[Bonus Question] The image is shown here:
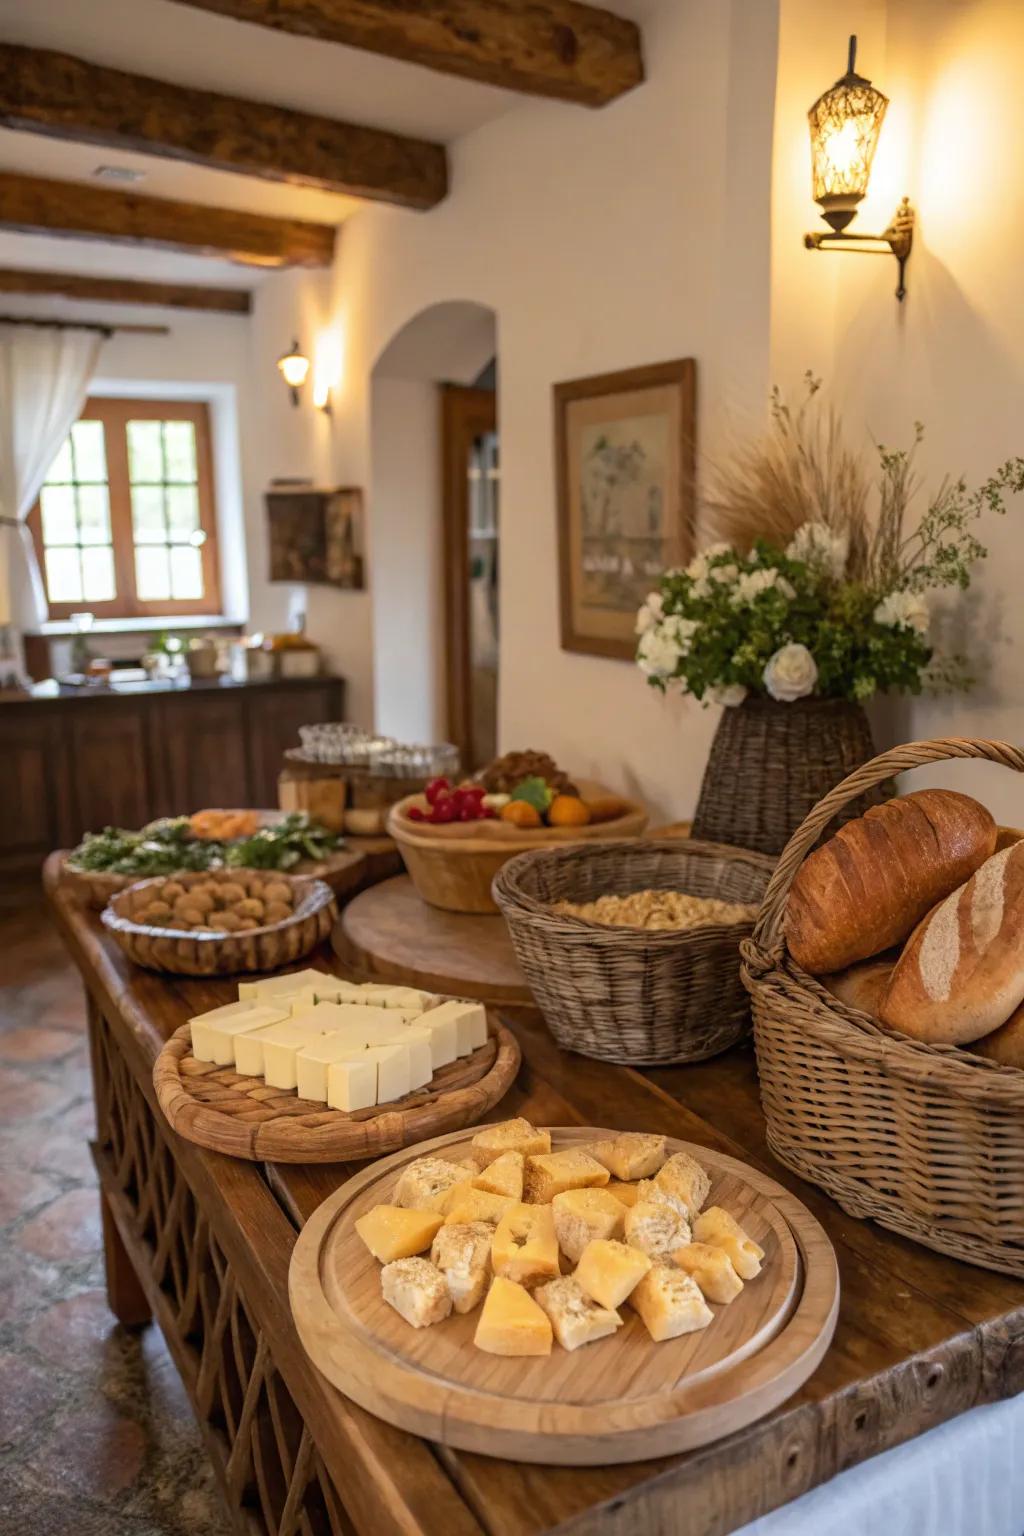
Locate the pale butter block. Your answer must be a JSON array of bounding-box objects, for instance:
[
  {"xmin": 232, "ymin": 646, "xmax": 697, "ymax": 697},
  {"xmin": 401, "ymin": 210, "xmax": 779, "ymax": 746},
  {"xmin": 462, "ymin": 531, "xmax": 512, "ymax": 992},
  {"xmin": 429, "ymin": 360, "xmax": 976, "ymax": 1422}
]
[
  {"xmin": 238, "ymin": 968, "xmax": 334, "ymax": 1002},
  {"xmin": 423, "ymin": 999, "xmax": 486, "ymax": 1056},
  {"xmin": 326, "ymin": 1054, "xmax": 378, "ymax": 1112},
  {"xmin": 257, "ymin": 1023, "xmax": 334, "ymax": 1089},
  {"xmin": 188, "ymin": 1001, "xmax": 290, "ymax": 1065},
  {"xmin": 364, "ymin": 1042, "xmax": 412, "ymax": 1104}
]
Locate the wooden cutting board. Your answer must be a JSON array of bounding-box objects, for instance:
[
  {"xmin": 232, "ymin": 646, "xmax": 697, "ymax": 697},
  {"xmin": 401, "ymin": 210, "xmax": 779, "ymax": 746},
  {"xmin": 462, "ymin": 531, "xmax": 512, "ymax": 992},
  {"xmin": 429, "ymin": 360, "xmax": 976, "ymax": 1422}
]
[{"xmin": 289, "ymin": 1126, "xmax": 839, "ymax": 1465}]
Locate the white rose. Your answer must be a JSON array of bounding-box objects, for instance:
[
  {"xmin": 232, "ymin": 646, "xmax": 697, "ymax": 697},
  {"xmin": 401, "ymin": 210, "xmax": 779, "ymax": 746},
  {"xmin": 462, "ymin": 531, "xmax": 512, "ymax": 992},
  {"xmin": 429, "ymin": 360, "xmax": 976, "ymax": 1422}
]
[
  {"xmin": 690, "ymin": 577, "xmax": 711, "ymax": 599},
  {"xmin": 873, "ymin": 589, "xmax": 930, "ymax": 635},
  {"xmin": 662, "ymin": 615, "xmax": 699, "ymax": 655},
  {"xmin": 733, "ymin": 568, "xmax": 796, "ymax": 606},
  {"xmin": 709, "ymin": 562, "xmax": 739, "ymax": 585},
  {"xmin": 635, "ymin": 591, "xmax": 664, "ymax": 635},
  {"xmin": 787, "ymin": 521, "xmax": 849, "ymax": 580},
  {"xmin": 763, "ymin": 642, "xmax": 818, "ymax": 702},
  {"xmin": 706, "ymin": 683, "xmax": 748, "ymax": 707},
  {"xmin": 637, "ymin": 616, "xmax": 699, "ymax": 678},
  {"xmin": 685, "ymin": 542, "xmax": 733, "ymax": 583}
]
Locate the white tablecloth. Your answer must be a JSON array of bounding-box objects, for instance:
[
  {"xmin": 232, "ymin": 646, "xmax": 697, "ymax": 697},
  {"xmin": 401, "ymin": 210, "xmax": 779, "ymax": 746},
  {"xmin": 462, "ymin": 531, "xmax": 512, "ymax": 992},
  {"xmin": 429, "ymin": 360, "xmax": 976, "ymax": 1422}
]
[{"xmin": 733, "ymin": 1396, "xmax": 1024, "ymax": 1536}]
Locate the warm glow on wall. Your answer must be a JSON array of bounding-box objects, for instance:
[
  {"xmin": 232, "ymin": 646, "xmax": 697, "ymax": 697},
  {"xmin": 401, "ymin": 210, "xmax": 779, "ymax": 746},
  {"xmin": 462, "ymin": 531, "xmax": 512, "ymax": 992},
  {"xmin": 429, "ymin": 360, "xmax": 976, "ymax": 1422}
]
[
  {"xmin": 276, "ymin": 339, "xmax": 310, "ymax": 406},
  {"xmin": 312, "ymin": 326, "xmax": 344, "ymax": 414}
]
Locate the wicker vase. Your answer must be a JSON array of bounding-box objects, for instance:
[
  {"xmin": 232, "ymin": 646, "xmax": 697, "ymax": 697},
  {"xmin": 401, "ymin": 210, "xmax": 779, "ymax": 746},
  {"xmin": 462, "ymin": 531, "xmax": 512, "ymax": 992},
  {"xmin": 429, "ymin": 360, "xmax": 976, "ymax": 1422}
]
[{"xmin": 691, "ymin": 695, "xmax": 887, "ymax": 857}]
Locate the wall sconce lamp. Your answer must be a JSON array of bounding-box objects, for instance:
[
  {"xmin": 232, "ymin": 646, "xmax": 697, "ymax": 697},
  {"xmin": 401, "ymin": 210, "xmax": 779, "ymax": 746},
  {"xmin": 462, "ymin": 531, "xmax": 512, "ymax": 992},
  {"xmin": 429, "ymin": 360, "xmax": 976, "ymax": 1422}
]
[
  {"xmin": 804, "ymin": 36, "xmax": 915, "ymax": 301},
  {"xmin": 276, "ymin": 340, "xmax": 310, "ymax": 406}
]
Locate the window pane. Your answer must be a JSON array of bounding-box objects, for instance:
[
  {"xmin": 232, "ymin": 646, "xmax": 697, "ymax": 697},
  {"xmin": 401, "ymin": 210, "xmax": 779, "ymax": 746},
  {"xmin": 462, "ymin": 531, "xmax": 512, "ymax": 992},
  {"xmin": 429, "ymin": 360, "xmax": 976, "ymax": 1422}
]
[
  {"xmin": 71, "ymin": 420, "xmax": 107, "ymax": 482},
  {"xmin": 40, "ymin": 484, "xmax": 78, "ymax": 544},
  {"xmin": 127, "ymin": 420, "xmax": 163, "ymax": 481},
  {"xmin": 169, "ymin": 544, "xmax": 203, "ymax": 600},
  {"xmin": 136, "ymin": 545, "xmax": 171, "ymax": 601},
  {"xmin": 164, "ymin": 420, "xmax": 197, "ymax": 482},
  {"xmin": 131, "ymin": 485, "xmax": 166, "ymax": 543},
  {"xmin": 77, "ymin": 485, "xmax": 111, "ymax": 545},
  {"xmin": 81, "ymin": 545, "xmax": 116, "ymax": 602},
  {"xmin": 166, "ymin": 484, "xmax": 199, "ymax": 541},
  {"xmin": 46, "ymin": 436, "xmax": 73, "ymax": 484},
  {"xmin": 45, "ymin": 547, "xmax": 83, "ymax": 603}
]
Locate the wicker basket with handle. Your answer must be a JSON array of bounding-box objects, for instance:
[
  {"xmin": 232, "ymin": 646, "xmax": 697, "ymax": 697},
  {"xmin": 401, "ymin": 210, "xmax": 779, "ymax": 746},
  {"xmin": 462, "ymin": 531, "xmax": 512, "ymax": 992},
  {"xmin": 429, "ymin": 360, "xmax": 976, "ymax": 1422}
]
[
  {"xmin": 742, "ymin": 737, "xmax": 1024, "ymax": 1278},
  {"xmin": 492, "ymin": 838, "xmax": 774, "ymax": 1065}
]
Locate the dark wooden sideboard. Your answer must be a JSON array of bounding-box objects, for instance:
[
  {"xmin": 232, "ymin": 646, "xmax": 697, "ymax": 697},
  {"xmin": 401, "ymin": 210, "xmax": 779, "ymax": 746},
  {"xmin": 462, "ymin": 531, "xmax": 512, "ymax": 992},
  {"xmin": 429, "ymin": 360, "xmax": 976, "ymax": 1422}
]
[{"xmin": 0, "ymin": 674, "xmax": 344, "ymax": 883}]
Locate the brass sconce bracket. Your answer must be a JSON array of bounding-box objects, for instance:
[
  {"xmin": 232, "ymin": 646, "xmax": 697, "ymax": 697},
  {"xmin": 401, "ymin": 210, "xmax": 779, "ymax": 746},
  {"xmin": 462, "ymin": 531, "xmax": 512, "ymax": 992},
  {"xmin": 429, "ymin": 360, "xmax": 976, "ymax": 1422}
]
[{"xmin": 804, "ymin": 196, "xmax": 915, "ymax": 301}]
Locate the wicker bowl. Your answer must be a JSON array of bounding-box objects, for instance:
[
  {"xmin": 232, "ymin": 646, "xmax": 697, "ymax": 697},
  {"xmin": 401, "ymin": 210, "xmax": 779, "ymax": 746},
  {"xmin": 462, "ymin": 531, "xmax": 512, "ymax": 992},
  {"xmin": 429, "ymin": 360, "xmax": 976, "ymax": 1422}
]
[
  {"xmin": 101, "ymin": 869, "xmax": 337, "ymax": 975},
  {"xmin": 492, "ymin": 838, "xmax": 774, "ymax": 1064},
  {"xmin": 742, "ymin": 737, "xmax": 1024, "ymax": 1279},
  {"xmin": 388, "ymin": 782, "xmax": 648, "ymax": 915}
]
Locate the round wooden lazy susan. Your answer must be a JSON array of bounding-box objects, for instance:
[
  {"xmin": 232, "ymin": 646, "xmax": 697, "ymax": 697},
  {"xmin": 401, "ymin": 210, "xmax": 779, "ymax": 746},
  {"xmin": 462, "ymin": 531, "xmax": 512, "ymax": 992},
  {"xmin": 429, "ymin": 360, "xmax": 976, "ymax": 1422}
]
[
  {"xmin": 289, "ymin": 1127, "xmax": 839, "ymax": 1465},
  {"xmin": 153, "ymin": 1013, "xmax": 521, "ymax": 1163}
]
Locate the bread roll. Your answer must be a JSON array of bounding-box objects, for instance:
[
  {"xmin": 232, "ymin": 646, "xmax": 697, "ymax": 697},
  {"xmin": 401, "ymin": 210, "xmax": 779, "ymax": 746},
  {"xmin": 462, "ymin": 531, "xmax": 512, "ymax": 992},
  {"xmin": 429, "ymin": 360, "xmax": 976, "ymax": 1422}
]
[
  {"xmin": 971, "ymin": 1003, "xmax": 1024, "ymax": 1067},
  {"xmin": 785, "ymin": 791, "xmax": 996, "ymax": 974},
  {"xmin": 879, "ymin": 842, "xmax": 1024, "ymax": 1044},
  {"xmin": 821, "ymin": 956, "xmax": 896, "ymax": 1019}
]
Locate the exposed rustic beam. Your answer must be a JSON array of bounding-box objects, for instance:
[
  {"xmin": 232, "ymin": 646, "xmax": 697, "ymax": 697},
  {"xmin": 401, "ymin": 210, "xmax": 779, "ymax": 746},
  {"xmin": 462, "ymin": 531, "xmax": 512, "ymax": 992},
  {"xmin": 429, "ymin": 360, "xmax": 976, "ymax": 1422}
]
[
  {"xmin": 0, "ymin": 172, "xmax": 335, "ymax": 267},
  {"xmin": 164, "ymin": 0, "xmax": 644, "ymax": 106},
  {"xmin": 0, "ymin": 43, "xmax": 447, "ymax": 210},
  {"xmin": 0, "ymin": 267, "xmax": 252, "ymax": 313}
]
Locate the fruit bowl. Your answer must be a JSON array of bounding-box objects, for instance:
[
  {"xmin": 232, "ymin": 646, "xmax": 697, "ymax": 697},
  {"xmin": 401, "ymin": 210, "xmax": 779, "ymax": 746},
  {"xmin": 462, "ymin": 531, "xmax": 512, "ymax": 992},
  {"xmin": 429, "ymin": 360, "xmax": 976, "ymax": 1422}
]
[{"xmin": 387, "ymin": 782, "xmax": 648, "ymax": 914}]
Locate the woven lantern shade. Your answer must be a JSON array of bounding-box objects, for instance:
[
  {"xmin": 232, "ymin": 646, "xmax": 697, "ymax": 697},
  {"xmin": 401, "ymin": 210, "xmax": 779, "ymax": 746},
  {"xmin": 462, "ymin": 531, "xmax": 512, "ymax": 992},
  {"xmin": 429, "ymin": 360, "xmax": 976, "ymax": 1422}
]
[{"xmin": 808, "ymin": 36, "xmax": 888, "ymax": 232}]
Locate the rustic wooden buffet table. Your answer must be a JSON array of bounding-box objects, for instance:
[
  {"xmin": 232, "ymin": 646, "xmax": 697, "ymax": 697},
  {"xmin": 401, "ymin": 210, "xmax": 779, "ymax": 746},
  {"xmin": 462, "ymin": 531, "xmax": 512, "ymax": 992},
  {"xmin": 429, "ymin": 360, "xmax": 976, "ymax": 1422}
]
[{"xmin": 44, "ymin": 852, "xmax": 1024, "ymax": 1536}]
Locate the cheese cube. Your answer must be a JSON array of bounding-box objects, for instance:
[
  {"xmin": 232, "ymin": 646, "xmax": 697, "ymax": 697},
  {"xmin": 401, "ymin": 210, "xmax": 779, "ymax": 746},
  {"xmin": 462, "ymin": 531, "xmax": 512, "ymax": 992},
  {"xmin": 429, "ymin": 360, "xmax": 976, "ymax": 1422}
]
[
  {"xmin": 624, "ymin": 1199, "xmax": 691, "ymax": 1260},
  {"xmin": 472, "ymin": 1151, "xmax": 524, "ymax": 1201},
  {"xmin": 534, "ymin": 1275, "xmax": 622, "ymax": 1351},
  {"xmin": 326, "ymin": 1055, "xmax": 377, "ymax": 1112},
  {"xmin": 692, "ymin": 1207, "xmax": 764, "ymax": 1279},
  {"xmin": 524, "ymin": 1149, "xmax": 610, "ymax": 1203},
  {"xmin": 629, "ymin": 1264, "xmax": 713, "ymax": 1342},
  {"xmin": 443, "ymin": 1188, "xmax": 516, "ymax": 1227},
  {"xmin": 431, "ymin": 1221, "xmax": 492, "ymax": 1313},
  {"xmin": 551, "ymin": 1187, "xmax": 627, "ymax": 1262},
  {"xmin": 672, "ymin": 1241, "xmax": 744, "ymax": 1303},
  {"xmin": 653, "ymin": 1152, "xmax": 711, "ymax": 1222},
  {"xmin": 391, "ymin": 1025, "xmax": 433, "ymax": 1089},
  {"xmin": 238, "ymin": 968, "xmax": 334, "ymax": 1002},
  {"xmin": 471, "ymin": 1118, "xmax": 551, "ymax": 1166},
  {"xmin": 407, "ymin": 1009, "xmax": 458, "ymax": 1068},
  {"xmin": 286, "ymin": 988, "xmax": 321, "ymax": 1015},
  {"xmin": 262, "ymin": 1022, "xmax": 340, "ymax": 1090},
  {"xmin": 606, "ymin": 1180, "xmax": 643, "ymax": 1208},
  {"xmin": 381, "ymin": 1257, "xmax": 451, "ymax": 1328},
  {"xmin": 394, "ymin": 1157, "xmax": 467, "ymax": 1213},
  {"xmin": 575, "ymin": 1238, "xmax": 651, "ymax": 1309},
  {"xmin": 364, "ymin": 1042, "xmax": 412, "ymax": 1104},
  {"xmin": 188, "ymin": 1001, "xmax": 290, "ymax": 1065},
  {"xmin": 354, "ymin": 1205, "xmax": 443, "ymax": 1262},
  {"xmin": 290, "ymin": 1001, "xmax": 418, "ymax": 1038},
  {"xmin": 474, "ymin": 1276, "xmax": 552, "ymax": 1356},
  {"xmin": 588, "ymin": 1133, "xmax": 666, "ymax": 1182},
  {"xmin": 234, "ymin": 1019, "xmax": 330, "ymax": 1079},
  {"xmin": 422, "ymin": 999, "xmax": 487, "ymax": 1056},
  {"xmin": 491, "ymin": 1203, "xmax": 560, "ymax": 1286},
  {"xmin": 361, "ymin": 984, "xmax": 431, "ymax": 1011},
  {"xmin": 296, "ymin": 1035, "xmax": 373, "ymax": 1103}
]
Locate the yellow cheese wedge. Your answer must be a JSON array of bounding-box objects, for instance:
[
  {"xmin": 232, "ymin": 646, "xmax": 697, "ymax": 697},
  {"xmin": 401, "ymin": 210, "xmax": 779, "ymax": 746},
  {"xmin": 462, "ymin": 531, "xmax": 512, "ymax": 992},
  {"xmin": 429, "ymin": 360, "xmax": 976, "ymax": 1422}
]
[
  {"xmin": 551, "ymin": 1187, "xmax": 627, "ymax": 1263},
  {"xmin": 606, "ymin": 1180, "xmax": 643, "ymax": 1208},
  {"xmin": 471, "ymin": 1118, "xmax": 551, "ymax": 1166},
  {"xmin": 354, "ymin": 1205, "xmax": 444, "ymax": 1262},
  {"xmin": 491, "ymin": 1202, "xmax": 560, "ymax": 1285},
  {"xmin": 692, "ymin": 1207, "xmax": 764, "ymax": 1279},
  {"xmin": 588, "ymin": 1133, "xmax": 666, "ymax": 1182},
  {"xmin": 575, "ymin": 1238, "xmax": 652, "ymax": 1309},
  {"xmin": 472, "ymin": 1150, "xmax": 524, "ymax": 1201},
  {"xmin": 524, "ymin": 1148, "xmax": 610, "ymax": 1203},
  {"xmin": 629, "ymin": 1264, "xmax": 713, "ymax": 1342},
  {"xmin": 672, "ymin": 1241, "xmax": 744, "ymax": 1303},
  {"xmin": 443, "ymin": 1188, "xmax": 516, "ymax": 1227},
  {"xmin": 474, "ymin": 1276, "xmax": 552, "ymax": 1356}
]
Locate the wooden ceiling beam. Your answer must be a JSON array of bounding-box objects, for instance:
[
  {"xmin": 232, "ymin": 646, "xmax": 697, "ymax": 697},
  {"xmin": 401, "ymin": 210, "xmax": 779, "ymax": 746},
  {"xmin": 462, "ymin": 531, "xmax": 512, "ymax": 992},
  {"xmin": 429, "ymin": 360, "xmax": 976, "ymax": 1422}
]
[
  {"xmin": 0, "ymin": 43, "xmax": 447, "ymax": 210},
  {"xmin": 0, "ymin": 172, "xmax": 335, "ymax": 267},
  {"xmin": 164, "ymin": 0, "xmax": 644, "ymax": 106},
  {"xmin": 0, "ymin": 268, "xmax": 252, "ymax": 313}
]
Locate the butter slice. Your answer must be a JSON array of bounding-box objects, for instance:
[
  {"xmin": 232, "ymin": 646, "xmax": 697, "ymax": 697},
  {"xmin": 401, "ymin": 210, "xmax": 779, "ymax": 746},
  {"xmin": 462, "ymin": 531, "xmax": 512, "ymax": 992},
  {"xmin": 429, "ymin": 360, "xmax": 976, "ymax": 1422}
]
[
  {"xmin": 238, "ymin": 968, "xmax": 334, "ymax": 1002},
  {"xmin": 189, "ymin": 1001, "xmax": 290, "ymax": 1065},
  {"xmin": 423, "ymin": 999, "xmax": 486, "ymax": 1056},
  {"xmin": 327, "ymin": 1054, "xmax": 378, "ymax": 1112},
  {"xmin": 253, "ymin": 1022, "xmax": 332, "ymax": 1088},
  {"xmin": 364, "ymin": 1042, "xmax": 412, "ymax": 1104}
]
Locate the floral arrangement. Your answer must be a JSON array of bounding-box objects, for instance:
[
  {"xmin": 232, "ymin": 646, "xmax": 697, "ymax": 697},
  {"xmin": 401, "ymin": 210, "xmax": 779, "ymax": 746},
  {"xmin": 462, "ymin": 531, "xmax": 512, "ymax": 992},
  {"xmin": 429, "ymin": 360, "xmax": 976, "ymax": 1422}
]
[{"xmin": 636, "ymin": 379, "xmax": 1024, "ymax": 706}]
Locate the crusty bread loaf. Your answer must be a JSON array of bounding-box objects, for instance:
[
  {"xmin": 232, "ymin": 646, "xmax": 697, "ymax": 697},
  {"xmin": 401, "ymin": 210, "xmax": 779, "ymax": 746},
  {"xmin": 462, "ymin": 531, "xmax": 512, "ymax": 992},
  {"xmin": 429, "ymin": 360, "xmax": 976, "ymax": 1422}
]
[
  {"xmin": 879, "ymin": 842, "xmax": 1024, "ymax": 1044},
  {"xmin": 971, "ymin": 1002, "xmax": 1024, "ymax": 1067},
  {"xmin": 821, "ymin": 956, "xmax": 896, "ymax": 1019},
  {"xmin": 786, "ymin": 790, "xmax": 996, "ymax": 975}
]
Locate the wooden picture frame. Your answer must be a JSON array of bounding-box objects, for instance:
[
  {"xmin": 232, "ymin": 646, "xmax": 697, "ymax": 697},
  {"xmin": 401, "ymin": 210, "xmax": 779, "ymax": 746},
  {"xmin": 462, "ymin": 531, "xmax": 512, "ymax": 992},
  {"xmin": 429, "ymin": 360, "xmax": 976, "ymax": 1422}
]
[
  {"xmin": 554, "ymin": 359, "xmax": 696, "ymax": 659},
  {"xmin": 266, "ymin": 485, "xmax": 365, "ymax": 589}
]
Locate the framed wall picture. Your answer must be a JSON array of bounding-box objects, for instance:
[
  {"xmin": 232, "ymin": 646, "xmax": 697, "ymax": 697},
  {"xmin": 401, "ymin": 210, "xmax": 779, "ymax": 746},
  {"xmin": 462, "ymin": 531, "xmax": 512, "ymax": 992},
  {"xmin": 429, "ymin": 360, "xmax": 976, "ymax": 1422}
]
[
  {"xmin": 266, "ymin": 485, "xmax": 365, "ymax": 589},
  {"xmin": 554, "ymin": 358, "xmax": 696, "ymax": 659}
]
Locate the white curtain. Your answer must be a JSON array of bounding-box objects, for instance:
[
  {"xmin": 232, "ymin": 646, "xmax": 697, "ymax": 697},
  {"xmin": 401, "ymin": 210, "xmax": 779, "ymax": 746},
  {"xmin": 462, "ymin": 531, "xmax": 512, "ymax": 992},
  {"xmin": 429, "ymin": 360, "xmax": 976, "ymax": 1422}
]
[{"xmin": 0, "ymin": 323, "xmax": 104, "ymax": 632}]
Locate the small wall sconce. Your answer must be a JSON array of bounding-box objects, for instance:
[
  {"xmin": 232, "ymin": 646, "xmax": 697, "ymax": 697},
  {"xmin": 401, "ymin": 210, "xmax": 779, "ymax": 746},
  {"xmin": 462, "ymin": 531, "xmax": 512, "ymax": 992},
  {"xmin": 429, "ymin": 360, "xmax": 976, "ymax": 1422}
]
[
  {"xmin": 276, "ymin": 340, "xmax": 310, "ymax": 406},
  {"xmin": 804, "ymin": 36, "xmax": 915, "ymax": 301}
]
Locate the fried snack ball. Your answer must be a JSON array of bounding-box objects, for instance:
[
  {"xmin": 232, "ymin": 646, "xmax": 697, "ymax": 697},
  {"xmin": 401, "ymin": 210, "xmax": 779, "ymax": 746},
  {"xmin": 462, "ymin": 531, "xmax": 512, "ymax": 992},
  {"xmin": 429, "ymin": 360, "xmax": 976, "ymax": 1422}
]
[
  {"xmin": 235, "ymin": 898, "xmax": 265, "ymax": 921},
  {"xmin": 215, "ymin": 881, "xmax": 247, "ymax": 905},
  {"xmin": 161, "ymin": 880, "xmax": 187, "ymax": 902},
  {"xmin": 264, "ymin": 901, "xmax": 292, "ymax": 924},
  {"xmin": 187, "ymin": 890, "xmax": 216, "ymax": 916},
  {"xmin": 262, "ymin": 880, "xmax": 292, "ymax": 905},
  {"xmin": 175, "ymin": 904, "xmax": 206, "ymax": 926},
  {"xmin": 142, "ymin": 900, "xmax": 172, "ymax": 923},
  {"xmin": 209, "ymin": 911, "xmax": 242, "ymax": 932},
  {"xmin": 234, "ymin": 917, "xmax": 260, "ymax": 931}
]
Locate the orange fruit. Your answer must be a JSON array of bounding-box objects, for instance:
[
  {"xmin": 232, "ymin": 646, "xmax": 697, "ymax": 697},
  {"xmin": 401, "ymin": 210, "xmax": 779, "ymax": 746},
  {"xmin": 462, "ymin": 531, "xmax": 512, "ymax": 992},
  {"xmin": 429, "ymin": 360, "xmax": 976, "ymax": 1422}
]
[
  {"xmin": 501, "ymin": 800, "xmax": 542, "ymax": 829},
  {"xmin": 548, "ymin": 795, "xmax": 591, "ymax": 827}
]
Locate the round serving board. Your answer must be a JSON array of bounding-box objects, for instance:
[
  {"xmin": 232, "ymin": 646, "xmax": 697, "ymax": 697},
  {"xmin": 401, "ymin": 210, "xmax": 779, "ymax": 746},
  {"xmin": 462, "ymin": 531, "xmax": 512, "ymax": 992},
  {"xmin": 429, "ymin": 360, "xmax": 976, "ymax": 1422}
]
[
  {"xmin": 333, "ymin": 875, "xmax": 533, "ymax": 1006},
  {"xmin": 289, "ymin": 1126, "xmax": 839, "ymax": 1465},
  {"xmin": 152, "ymin": 1012, "xmax": 521, "ymax": 1163}
]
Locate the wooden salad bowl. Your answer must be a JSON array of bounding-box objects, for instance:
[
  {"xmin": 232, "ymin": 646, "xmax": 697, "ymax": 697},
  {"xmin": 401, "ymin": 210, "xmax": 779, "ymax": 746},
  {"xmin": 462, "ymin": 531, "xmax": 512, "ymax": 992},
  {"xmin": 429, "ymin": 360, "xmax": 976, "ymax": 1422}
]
[
  {"xmin": 387, "ymin": 780, "xmax": 648, "ymax": 914},
  {"xmin": 101, "ymin": 869, "xmax": 337, "ymax": 975}
]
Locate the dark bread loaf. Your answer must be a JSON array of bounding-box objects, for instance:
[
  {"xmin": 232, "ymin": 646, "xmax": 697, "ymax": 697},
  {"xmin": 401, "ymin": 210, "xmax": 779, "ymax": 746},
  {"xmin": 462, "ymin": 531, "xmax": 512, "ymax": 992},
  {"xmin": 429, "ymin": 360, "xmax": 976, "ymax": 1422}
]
[
  {"xmin": 785, "ymin": 790, "xmax": 996, "ymax": 974},
  {"xmin": 879, "ymin": 841, "xmax": 1024, "ymax": 1045}
]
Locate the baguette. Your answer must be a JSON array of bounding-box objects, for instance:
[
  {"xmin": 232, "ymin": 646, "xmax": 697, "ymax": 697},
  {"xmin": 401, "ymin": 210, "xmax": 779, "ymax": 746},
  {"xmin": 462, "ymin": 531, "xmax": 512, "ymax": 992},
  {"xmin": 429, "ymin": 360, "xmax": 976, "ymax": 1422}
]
[
  {"xmin": 879, "ymin": 842, "xmax": 1024, "ymax": 1044},
  {"xmin": 821, "ymin": 956, "xmax": 896, "ymax": 1019},
  {"xmin": 972, "ymin": 1002, "xmax": 1024, "ymax": 1067},
  {"xmin": 786, "ymin": 790, "xmax": 996, "ymax": 975}
]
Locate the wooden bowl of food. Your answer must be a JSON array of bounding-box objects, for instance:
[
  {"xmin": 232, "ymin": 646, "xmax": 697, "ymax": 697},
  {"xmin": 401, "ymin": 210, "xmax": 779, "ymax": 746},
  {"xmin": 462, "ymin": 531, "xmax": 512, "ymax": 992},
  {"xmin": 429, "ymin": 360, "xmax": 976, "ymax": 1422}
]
[
  {"xmin": 101, "ymin": 868, "xmax": 337, "ymax": 975},
  {"xmin": 388, "ymin": 780, "xmax": 648, "ymax": 914}
]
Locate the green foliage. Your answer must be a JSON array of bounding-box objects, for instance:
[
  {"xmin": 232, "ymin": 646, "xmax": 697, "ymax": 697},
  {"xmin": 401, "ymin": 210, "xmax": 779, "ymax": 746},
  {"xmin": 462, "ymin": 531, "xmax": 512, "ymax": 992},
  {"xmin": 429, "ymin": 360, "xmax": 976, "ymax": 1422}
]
[
  {"xmin": 68, "ymin": 812, "xmax": 341, "ymax": 876},
  {"xmin": 509, "ymin": 776, "xmax": 555, "ymax": 812}
]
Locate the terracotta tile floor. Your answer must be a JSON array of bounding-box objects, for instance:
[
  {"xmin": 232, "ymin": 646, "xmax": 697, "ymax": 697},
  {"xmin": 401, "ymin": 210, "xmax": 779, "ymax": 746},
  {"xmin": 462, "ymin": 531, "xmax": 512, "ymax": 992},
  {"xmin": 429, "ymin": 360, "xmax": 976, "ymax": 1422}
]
[{"xmin": 0, "ymin": 899, "xmax": 226, "ymax": 1534}]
